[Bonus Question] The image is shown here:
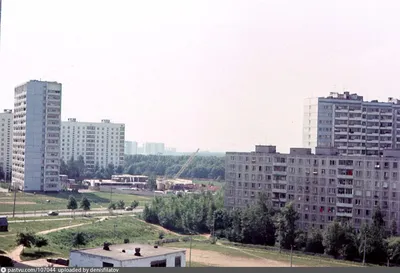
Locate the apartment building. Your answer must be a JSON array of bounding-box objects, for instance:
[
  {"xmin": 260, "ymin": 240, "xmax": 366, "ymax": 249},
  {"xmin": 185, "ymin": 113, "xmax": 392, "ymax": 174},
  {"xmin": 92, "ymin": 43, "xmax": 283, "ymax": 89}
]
[
  {"xmin": 125, "ymin": 141, "xmax": 138, "ymax": 155},
  {"xmin": 0, "ymin": 109, "xmax": 12, "ymax": 180},
  {"xmin": 225, "ymin": 145, "xmax": 400, "ymax": 233},
  {"xmin": 61, "ymin": 118, "xmax": 125, "ymax": 170},
  {"xmin": 143, "ymin": 142, "xmax": 165, "ymax": 155},
  {"xmin": 303, "ymin": 92, "xmax": 400, "ymax": 156},
  {"xmin": 12, "ymin": 80, "xmax": 62, "ymax": 192}
]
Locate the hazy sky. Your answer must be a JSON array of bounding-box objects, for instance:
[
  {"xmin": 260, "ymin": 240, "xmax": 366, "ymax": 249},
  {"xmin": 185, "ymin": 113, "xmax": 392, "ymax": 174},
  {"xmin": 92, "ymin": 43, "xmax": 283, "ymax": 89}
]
[{"xmin": 0, "ymin": 0, "xmax": 399, "ymax": 153}]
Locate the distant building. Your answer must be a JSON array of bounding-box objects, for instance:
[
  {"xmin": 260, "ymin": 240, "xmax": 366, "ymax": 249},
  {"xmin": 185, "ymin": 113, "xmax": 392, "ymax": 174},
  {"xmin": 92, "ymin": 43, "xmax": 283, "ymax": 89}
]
[
  {"xmin": 61, "ymin": 118, "xmax": 125, "ymax": 170},
  {"xmin": 125, "ymin": 141, "xmax": 138, "ymax": 155},
  {"xmin": 12, "ymin": 80, "xmax": 62, "ymax": 192},
  {"xmin": 69, "ymin": 243, "xmax": 186, "ymax": 267},
  {"xmin": 165, "ymin": 147, "xmax": 177, "ymax": 155},
  {"xmin": 143, "ymin": 142, "xmax": 165, "ymax": 155},
  {"xmin": 0, "ymin": 109, "xmax": 12, "ymax": 180},
  {"xmin": 304, "ymin": 91, "xmax": 400, "ymax": 155}
]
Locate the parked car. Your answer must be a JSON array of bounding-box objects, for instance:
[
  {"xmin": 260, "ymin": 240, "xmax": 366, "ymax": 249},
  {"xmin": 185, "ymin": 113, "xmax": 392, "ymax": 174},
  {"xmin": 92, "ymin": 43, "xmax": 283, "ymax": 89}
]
[
  {"xmin": 124, "ymin": 207, "xmax": 133, "ymax": 211},
  {"xmin": 48, "ymin": 211, "xmax": 59, "ymax": 216}
]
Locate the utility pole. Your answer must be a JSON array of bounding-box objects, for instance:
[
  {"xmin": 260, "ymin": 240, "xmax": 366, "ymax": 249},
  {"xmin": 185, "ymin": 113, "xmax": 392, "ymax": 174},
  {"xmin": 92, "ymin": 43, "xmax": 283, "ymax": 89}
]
[
  {"xmin": 362, "ymin": 231, "xmax": 366, "ymax": 266},
  {"xmin": 189, "ymin": 233, "xmax": 193, "ymax": 267},
  {"xmin": 110, "ymin": 187, "xmax": 113, "ymax": 204},
  {"xmin": 290, "ymin": 245, "xmax": 293, "ymax": 267},
  {"xmin": 12, "ymin": 184, "xmax": 17, "ymax": 218}
]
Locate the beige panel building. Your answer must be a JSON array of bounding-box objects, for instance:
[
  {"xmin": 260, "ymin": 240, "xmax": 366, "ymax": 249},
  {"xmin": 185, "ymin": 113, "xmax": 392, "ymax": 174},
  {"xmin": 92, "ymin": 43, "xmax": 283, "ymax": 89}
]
[
  {"xmin": 61, "ymin": 118, "xmax": 125, "ymax": 170},
  {"xmin": 303, "ymin": 91, "xmax": 400, "ymax": 156},
  {"xmin": 0, "ymin": 109, "xmax": 12, "ymax": 180},
  {"xmin": 225, "ymin": 145, "xmax": 400, "ymax": 233}
]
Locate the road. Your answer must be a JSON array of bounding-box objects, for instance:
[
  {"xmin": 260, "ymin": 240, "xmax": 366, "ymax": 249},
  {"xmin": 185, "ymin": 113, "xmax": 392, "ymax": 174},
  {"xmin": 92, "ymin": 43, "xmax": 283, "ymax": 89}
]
[{"xmin": 1, "ymin": 208, "xmax": 143, "ymax": 218}]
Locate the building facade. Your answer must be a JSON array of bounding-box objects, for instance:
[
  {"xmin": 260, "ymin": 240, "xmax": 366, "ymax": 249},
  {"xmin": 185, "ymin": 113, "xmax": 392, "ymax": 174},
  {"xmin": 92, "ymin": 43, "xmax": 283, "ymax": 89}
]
[
  {"xmin": 125, "ymin": 141, "xmax": 138, "ymax": 155},
  {"xmin": 69, "ymin": 243, "xmax": 186, "ymax": 267},
  {"xmin": 225, "ymin": 145, "xmax": 400, "ymax": 233},
  {"xmin": 12, "ymin": 80, "xmax": 62, "ymax": 192},
  {"xmin": 303, "ymin": 92, "xmax": 400, "ymax": 156},
  {"xmin": 61, "ymin": 118, "xmax": 125, "ymax": 170},
  {"xmin": 0, "ymin": 109, "xmax": 12, "ymax": 181},
  {"xmin": 143, "ymin": 142, "xmax": 165, "ymax": 155}
]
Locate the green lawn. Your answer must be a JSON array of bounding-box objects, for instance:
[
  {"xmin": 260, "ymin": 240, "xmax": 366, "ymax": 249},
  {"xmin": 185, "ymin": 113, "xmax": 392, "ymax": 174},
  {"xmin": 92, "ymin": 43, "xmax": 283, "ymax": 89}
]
[
  {"xmin": 0, "ymin": 218, "xmax": 91, "ymax": 253},
  {"xmin": 0, "ymin": 191, "xmax": 151, "ymax": 213},
  {"xmin": 19, "ymin": 217, "xmax": 177, "ymax": 261},
  {"xmin": 166, "ymin": 241, "xmax": 368, "ymax": 267}
]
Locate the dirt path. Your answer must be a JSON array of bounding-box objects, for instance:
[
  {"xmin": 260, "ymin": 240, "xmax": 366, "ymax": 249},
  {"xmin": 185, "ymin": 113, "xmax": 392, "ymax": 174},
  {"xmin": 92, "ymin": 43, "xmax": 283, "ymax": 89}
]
[
  {"xmin": 185, "ymin": 248, "xmax": 292, "ymax": 267},
  {"xmin": 9, "ymin": 245, "xmax": 23, "ymax": 262},
  {"xmin": 6, "ymin": 217, "xmax": 108, "ymax": 266},
  {"xmin": 0, "ymin": 201, "xmax": 36, "ymax": 205},
  {"xmin": 37, "ymin": 223, "xmax": 88, "ymax": 235}
]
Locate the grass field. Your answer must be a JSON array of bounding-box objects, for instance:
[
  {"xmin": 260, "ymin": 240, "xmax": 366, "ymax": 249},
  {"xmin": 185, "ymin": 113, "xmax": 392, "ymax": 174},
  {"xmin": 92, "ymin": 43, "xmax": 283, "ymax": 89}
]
[
  {"xmin": 166, "ymin": 241, "xmax": 367, "ymax": 267},
  {"xmin": 19, "ymin": 216, "xmax": 175, "ymax": 261},
  {"xmin": 0, "ymin": 218, "xmax": 92, "ymax": 253},
  {"xmin": 0, "ymin": 191, "xmax": 151, "ymax": 213}
]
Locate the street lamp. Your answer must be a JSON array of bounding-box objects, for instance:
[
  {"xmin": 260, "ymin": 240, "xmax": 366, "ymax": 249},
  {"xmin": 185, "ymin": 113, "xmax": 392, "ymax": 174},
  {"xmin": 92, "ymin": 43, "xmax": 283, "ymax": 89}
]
[{"xmin": 189, "ymin": 232, "xmax": 193, "ymax": 267}]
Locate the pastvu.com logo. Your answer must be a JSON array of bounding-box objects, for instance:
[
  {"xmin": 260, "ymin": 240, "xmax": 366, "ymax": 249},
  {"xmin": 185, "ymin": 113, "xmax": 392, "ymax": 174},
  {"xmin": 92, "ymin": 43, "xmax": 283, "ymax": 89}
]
[{"xmin": 1, "ymin": 267, "xmax": 7, "ymax": 273}]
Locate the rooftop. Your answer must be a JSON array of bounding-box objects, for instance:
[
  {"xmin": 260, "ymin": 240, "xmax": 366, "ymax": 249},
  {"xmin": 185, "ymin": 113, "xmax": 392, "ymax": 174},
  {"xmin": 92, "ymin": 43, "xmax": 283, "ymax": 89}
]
[{"xmin": 71, "ymin": 243, "xmax": 185, "ymax": 261}]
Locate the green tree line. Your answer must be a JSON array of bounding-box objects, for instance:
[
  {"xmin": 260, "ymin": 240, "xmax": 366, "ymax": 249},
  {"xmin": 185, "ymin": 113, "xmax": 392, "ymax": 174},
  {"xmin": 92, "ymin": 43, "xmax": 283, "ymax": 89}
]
[
  {"xmin": 60, "ymin": 155, "xmax": 225, "ymax": 181},
  {"xmin": 143, "ymin": 193, "xmax": 400, "ymax": 266}
]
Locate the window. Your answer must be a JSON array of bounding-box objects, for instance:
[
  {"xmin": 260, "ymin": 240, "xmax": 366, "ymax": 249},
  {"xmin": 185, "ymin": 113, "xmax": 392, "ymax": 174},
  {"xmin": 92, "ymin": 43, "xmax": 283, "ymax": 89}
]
[
  {"xmin": 103, "ymin": 262, "xmax": 114, "ymax": 267},
  {"xmin": 175, "ymin": 256, "xmax": 181, "ymax": 267},
  {"xmin": 151, "ymin": 260, "xmax": 167, "ymax": 267}
]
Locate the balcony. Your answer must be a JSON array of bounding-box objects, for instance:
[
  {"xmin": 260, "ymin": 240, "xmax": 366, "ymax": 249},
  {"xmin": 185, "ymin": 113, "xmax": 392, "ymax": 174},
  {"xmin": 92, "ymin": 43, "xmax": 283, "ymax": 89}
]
[
  {"xmin": 336, "ymin": 212, "xmax": 353, "ymax": 218},
  {"xmin": 337, "ymin": 193, "xmax": 353, "ymax": 198},
  {"xmin": 336, "ymin": 202, "xmax": 353, "ymax": 208},
  {"xmin": 272, "ymin": 188, "xmax": 287, "ymax": 194}
]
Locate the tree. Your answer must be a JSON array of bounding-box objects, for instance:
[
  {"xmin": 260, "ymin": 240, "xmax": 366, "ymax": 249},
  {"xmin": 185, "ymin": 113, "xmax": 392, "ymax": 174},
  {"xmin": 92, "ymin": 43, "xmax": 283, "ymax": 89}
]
[
  {"xmin": 67, "ymin": 195, "xmax": 78, "ymax": 217},
  {"xmin": 147, "ymin": 175, "xmax": 157, "ymax": 190},
  {"xmin": 116, "ymin": 200, "xmax": 125, "ymax": 209},
  {"xmin": 391, "ymin": 220, "xmax": 398, "ymax": 237},
  {"xmin": 341, "ymin": 222, "xmax": 359, "ymax": 260},
  {"xmin": 131, "ymin": 200, "xmax": 139, "ymax": 209},
  {"xmin": 387, "ymin": 237, "xmax": 400, "ymax": 265},
  {"xmin": 108, "ymin": 203, "xmax": 116, "ymax": 210},
  {"xmin": 323, "ymin": 221, "xmax": 345, "ymax": 258},
  {"xmin": 16, "ymin": 232, "xmax": 36, "ymax": 253},
  {"xmin": 0, "ymin": 166, "xmax": 5, "ymax": 180},
  {"xmin": 34, "ymin": 236, "xmax": 48, "ymax": 250},
  {"xmin": 364, "ymin": 206, "xmax": 389, "ymax": 264},
  {"xmin": 80, "ymin": 196, "xmax": 91, "ymax": 212},
  {"xmin": 305, "ymin": 229, "xmax": 324, "ymax": 254},
  {"xmin": 72, "ymin": 232, "xmax": 87, "ymax": 247},
  {"xmin": 278, "ymin": 202, "xmax": 299, "ymax": 250}
]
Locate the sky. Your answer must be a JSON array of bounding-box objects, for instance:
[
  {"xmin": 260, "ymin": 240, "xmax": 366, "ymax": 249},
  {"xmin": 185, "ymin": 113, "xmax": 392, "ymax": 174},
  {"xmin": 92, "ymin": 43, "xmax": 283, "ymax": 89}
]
[{"xmin": 0, "ymin": 0, "xmax": 400, "ymax": 153}]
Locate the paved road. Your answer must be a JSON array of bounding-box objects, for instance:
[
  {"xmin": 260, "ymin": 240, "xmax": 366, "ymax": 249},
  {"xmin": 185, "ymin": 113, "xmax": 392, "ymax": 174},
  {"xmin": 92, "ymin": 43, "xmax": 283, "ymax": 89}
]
[{"xmin": 1, "ymin": 208, "xmax": 143, "ymax": 218}]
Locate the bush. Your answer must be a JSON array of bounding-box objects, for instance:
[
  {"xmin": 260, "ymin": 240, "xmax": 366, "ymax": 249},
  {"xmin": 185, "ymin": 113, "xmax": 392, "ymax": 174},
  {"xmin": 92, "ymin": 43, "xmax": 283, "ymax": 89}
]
[{"xmin": 0, "ymin": 255, "xmax": 14, "ymax": 267}]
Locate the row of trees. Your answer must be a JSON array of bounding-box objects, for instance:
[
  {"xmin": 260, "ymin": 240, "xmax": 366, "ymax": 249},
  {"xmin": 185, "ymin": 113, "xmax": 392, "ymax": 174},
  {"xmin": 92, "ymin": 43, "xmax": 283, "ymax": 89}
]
[
  {"xmin": 60, "ymin": 155, "xmax": 225, "ymax": 181},
  {"xmin": 143, "ymin": 193, "xmax": 400, "ymax": 265},
  {"xmin": 0, "ymin": 166, "xmax": 11, "ymax": 182},
  {"xmin": 142, "ymin": 191, "xmax": 224, "ymax": 234}
]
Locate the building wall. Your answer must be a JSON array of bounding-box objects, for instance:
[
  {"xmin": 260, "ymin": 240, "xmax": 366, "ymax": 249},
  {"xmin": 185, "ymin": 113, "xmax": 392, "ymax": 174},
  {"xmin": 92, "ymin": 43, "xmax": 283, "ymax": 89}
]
[
  {"xmin": 61, "ymin": 119, "xmax": 125, "ymax": 170},
  {"xmin": 12, "ymin": 80, "xmax": 62, "ymax": 192},
  {"xmin": 143, "ymin": 142, "xmax": 165, "ymax": 155},
  {"xmin": 125, "ymin": 141, "xmax": 138, "ymax": 155},
  {"xmin": 0, "ymin": 110, "xmax": 13, "ymax": 179},
  {"xmin": 69, "ymin": 251, "xmax": 186, "ymax": 267},
  {"xmin": 305, "ymin": 92, "xmax": 400, "ymax": 156},
  {"xmin": 303, "ymin": 98, "xmax": 319, "ymax": 152},
  {"xmin": 225, "ymin": 145, "xmax": 400, "ymax": 233}
]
